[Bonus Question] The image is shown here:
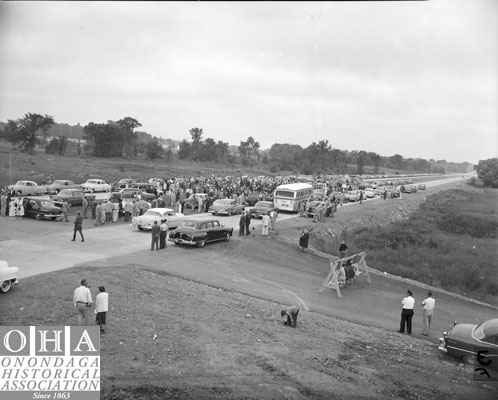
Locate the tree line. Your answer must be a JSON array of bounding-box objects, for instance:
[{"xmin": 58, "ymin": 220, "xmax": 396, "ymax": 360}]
[{"xmin": 0, "ymin": 112, "xmax": 479, "ymax": 178}]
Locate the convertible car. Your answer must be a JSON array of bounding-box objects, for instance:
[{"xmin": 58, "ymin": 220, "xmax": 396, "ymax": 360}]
[
  {"xmin": 0, "ymin": 260, "xmax": 19, "ymax": 293},
  {"xmin": 439, "ymin": 318, "xmax": 498, "ymax": 368},
  {"xmin": 131, "ymin": 208, "xmax": 185, "ymax": 230},
  {"xmin": 169, "ymin": 218, "xmax": 233, "ymax": 248},
  {"xmin": 209, "ymin": 199, "xmax": 245, "ymax": 216}
]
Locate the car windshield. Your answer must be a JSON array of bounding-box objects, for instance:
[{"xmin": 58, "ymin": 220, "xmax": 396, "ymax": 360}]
[
  {"xmin": 474, "ymin": 322, "xmax": 486, "ymax": 340},
  {"xmin": 39, "ymin": 201, "xmax": 55, "ymax": 207},
  {"xmin": 473, "ymin": 320, "xmax": 498, "ymax": 341}
]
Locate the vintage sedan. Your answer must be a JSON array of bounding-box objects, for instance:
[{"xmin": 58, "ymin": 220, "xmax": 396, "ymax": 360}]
[
  {"xmin": 50, "ymin": 189, "xmax": 87, "ymax": 207},
  {"xmin": 112, "ymin": 178, "xmax": 136, "ymax": 191},
  {"xmin": 110, "ymin": 188, "xmax": 156, "ymax": 202},
  {"xmin": 365, "ymin": 188, "xmax": 376, "ymax": 198},
  {"xmin": 250, "ymin": 201, "xmax": 279, "ymax": 219},
  {"xmin": 209, "ymin": 199, "xmax": 245, "ymax": 216},
  {"xmin": 439, "ymin": 318, "xmax": 498, "ymax": 368},
  {"xmin": 7, "ymin": 181, "xmax": 47, "ymax": 196},
  {"xmin": 0, "ymin": 260, "xmax": 19, "ymax": 293},
  {"xmin": 45, "ymin": 180, "xmax": 81, "ymax": 194},
  {"xmin": 344, "ymin": 190, "xmax": 361, "ymax": 202},
  {"xmin": 132, "ymin": 208, "xmax": 185, "ymax": 230},
  {"xmin": 23, "ymin": 198, "xmax": 63, "ymax": 221},
  {"xmin": 169, "ymin": 218, "xmax": 233, "ymax": 248},
  {"xmin": 81, "ymin": 179, "xmax": 112, "ymax": 193}
]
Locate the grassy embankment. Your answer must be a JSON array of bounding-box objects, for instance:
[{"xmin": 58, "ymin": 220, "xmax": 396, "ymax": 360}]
[{"xmin": 343, "ymin": 186, "xmax": 497, "ymax": 305}]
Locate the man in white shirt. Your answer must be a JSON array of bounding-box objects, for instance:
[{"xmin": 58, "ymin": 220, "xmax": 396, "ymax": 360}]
[
  {"xmin": 95, "ymin": 286, "xmax": 109, "ymax": 333},
  {"xmin": 421, "ymin": 291, "xmax": 435, "ymax": 336},
  {"xmin": 73, "ymin": 279, "xmax": 93, "ymax": 326},
  {"xmin": 398, "ymin": 289, "xmax": 415, "ymax": 334}
]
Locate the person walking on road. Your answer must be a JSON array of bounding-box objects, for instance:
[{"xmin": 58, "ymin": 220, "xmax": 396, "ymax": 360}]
[
  {"xmin": 151, "ymin": 220, "xmax": 160, "ymax": 250},
  {"xmin": 399, "ymin": 289, "xmax": 415, "ymax": 334},
  {"xmin": 73, "ymin": 279, "xmax": 92, "ymax": 326},
  {"xmin": 72, "ymin": 211, "xmax": 85, "ymax": 242},
  {"xmin": 421, "ymin": 291, "xmax": 435, "ymax": 336},
  {"xmin": 95, "ymin": 286, "xmax": 109, "ymax": 333},
  {"xmin": 281, "ymin": 305, "xmax": 300, "ymax": 327}
]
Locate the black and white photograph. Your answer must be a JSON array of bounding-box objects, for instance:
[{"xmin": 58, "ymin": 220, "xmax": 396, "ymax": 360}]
[{"xmin": 1, "ymin": 1, "xmax": 497, "ymax": 399}]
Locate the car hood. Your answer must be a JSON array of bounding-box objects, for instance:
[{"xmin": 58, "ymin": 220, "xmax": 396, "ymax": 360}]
[{"xmin": 447, "ymin": 324, "xmax": 475, "ymax": 339}]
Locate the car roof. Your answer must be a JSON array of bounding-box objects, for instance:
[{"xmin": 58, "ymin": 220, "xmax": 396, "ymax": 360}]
[{"xmin": 181, "ymin": 218, "xmax": 220, "ymax": 224}]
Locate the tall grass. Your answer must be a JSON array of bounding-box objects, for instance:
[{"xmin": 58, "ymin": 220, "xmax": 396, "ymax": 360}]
[{"xmin": 345, "ymin": 188, "xmax": 498, "ymax": 305}]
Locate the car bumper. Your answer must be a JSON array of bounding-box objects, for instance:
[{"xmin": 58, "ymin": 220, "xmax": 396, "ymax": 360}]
[
  {"xmin": 437, "ymin": 342, "xmax": 448, "ymax": 353},
  {"xmin": 169, "ymin": 237, "xmax": 197, "ymax": 246}
]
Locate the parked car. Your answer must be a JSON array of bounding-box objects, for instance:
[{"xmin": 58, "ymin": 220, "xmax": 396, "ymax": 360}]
[
  {"xmin": 110, "ymin": 188, "xmax": 156, "ymax": 202},
  {"xmin": 45, "ymin": 180, "xmax": 81, "ymax": 194},
  {"xmin": 132, "ymin": 208, "xmax": 185, "ymax": 230},
  {"xmin": 81, "ymin": 179, "xmax": 112, "ymax": 193},
  {"xmin": 389, "ymin": 188, "xmax": 401, "ymax": 198},
  {"xmin": 23, "ymin": 198, "xmax": 63, "ymax": 221},
  {"xmin": 184, "ymin": 193, "xmax": 209, "ymax": 209},
  {"xmin": 7, "ymin": 181, "xmax": 47, "ymax": 196},
  {"xmin": 112, "ymin": 178, "xmax": 136, "ymax": 191},
  {"xmin": 209, "ymin": 199, "xmax": 245, "ymax": 216},
  {"xmin": 250, "ymin": 201, "xmax": 279, "ymax": 219},
  {"xmin": 418, "ymin": 183, "xmax": 426, "ymax": 190},
  {"xmin": 439, "ymin": 318, "xmax": 498, "ymax": 368},
  {"xmin": 128, "ymin": 182, "xmax": 156, "ymax": 194},
  {"xmin": 365, "ymin": 188, "xmax": 376, "ymax": 198},
  {"xmin": 344, "ymin": 190, "xmax": 361, "ymax": 202},
  {"xmin": 50, "ymin": 189, "xmax": 89, "ymax": 207},
  {"xmin": 169, "ymin": 218, "xmax": 233, "ymax": 248},
  {"xmin": 0, "ymin": 260, "xmax": 19, "ymax": 293}
]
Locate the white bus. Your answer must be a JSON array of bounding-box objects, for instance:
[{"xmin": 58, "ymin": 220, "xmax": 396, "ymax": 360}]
[{"xmin": 273, "ymin": 182, "xmax": 313, "ymax": 212}]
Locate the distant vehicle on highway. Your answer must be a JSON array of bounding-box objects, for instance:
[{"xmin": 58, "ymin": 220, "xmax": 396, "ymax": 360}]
[
  {"xmin": 0, "ymin": 260, "xmax": 19, "ymax": 293},
  {"xmin": 81, "ymin": 179, "xmax": 112, "ymax": 193},
  {"xmin": 7, "ymin": 181, "xmax": 47, "ymax": 196},
  {"xmin": 45, "ymin": 180, "xmax": 81, "ymax": 194},
  {"xmin": 169, "ymin": 218, "xmax": 233, "ymax": 248}
]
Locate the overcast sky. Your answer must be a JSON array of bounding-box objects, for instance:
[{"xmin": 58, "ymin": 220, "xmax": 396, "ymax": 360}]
[{"xmin": 0, "ymin": 1, "xmax": 496, "ymax": 164}]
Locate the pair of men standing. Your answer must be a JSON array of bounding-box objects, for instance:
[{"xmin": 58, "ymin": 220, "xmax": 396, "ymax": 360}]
[
  {"xmin": 151, "ymin": 219, "xmax": 169, "ymax": 250},
  {"xmin": 399, "ymin": 290, "xmax": 435, "ymax": 335},
  {"xmin": 73, "ymin": 279, "xmax": 108, "ymax": 333}
]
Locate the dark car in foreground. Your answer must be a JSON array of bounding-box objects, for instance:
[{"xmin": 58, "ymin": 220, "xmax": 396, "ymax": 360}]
[
  {"xmin": 439, "ymin": 318, "xmax": 498, "ymax": 368},
  {"xmin": 169, "ymin": 218, "xmax": 233, "ymax": 248},
  {"xmin": 250, "ymin": 201, "xmax": 279, "ymax": 219},
  {"xmin": 23, "ymin": 198, "xmax": 63, "ymax": 221}
]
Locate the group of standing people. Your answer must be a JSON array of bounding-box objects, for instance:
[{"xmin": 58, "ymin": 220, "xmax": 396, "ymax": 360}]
[
  {"xmin": 399, "ymin": 289, "xmax": 436, "ymax": 336},
  {"xmin": 0, "ymin": 190, "xmax": 25, "ymax": 219},
  {"xmin": 150, "ymin": 219, "xmax": 169, "ymax": 250}
]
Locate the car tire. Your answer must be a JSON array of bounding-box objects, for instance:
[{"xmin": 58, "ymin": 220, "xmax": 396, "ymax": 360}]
[
  {"xmin": 228, "ymin": 211, "xmax": 232, "ymax": 216},
  {"xmin": 1, "ymin": 280, "xmax": 12, "ymax": 293},
  {"xmin": 462, "ymin": 354, "xmax": 475, "ymax": 365},
  {"xmin": 35, "ymin": 213, "xmax": 42, "ymax": 220},
  {"xmin": 224, "ymin": 233, "xmax": 230, "ymax": 242},
  {"xmin": 196, "ymin": 241, "xmax": 206, "ymax": 248},
  {"xmin": 55, "ymin": 189, "xmax": 60, "ymax": 194},
  {"xmin": 138, "ymin": 227, "xmax": 144, "ymax": 231}
]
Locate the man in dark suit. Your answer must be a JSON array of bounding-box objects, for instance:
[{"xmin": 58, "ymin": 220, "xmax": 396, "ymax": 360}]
[{"xmin": 151, "ymin": 221, "xmax": 161, "ymax": 250}]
